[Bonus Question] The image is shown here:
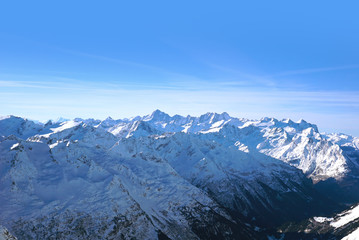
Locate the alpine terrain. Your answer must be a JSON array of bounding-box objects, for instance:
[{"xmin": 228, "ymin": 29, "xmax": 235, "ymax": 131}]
[{"xmin": 1, "ymin": 110, "xmax": 359, "ymax": 239}]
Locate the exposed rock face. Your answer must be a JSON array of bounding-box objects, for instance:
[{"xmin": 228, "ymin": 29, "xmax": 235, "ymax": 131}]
[{"xmin": 0, "ymin": 226, "xmax": 17, "ymax": 240}]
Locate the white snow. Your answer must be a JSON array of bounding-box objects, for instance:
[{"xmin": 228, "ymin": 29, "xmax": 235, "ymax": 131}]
[
  {"xmin": 313, "ymin": 216, "xmax": 334, "ymax": 223},
  {"xmin": 40, "ymin": 121, "xmax": 81, "ymax": 138},
  {"xmin": 211, "ymin": 120, "xmax": 224, "ymax": 128},
  {"xmin": 181, "ymin": 124, "xmax": 191, "ymax": 133},
  {"xmin": 10, "ymin": 143, "xmax": 19, "ymax": 150},
  {"xmin": 342, "ymin": 227, "xmax": 359, "ymax": 240},
  {"xmin": 51, "ymin": 121, "xmax": 80, "ymax": 133},
  {"xmin": 2, "ymin": 110, "xmax": 358, "ymax": 183},
  {"xmin": 1, "ymin": 110, "xmax": 359, "ymax": 239},
  {"xmin": 2, "ymin": 110, "xmax": 356, "ymax": 183},
  {"xmin": 200, "ymin": 127, "xmax": 222, "ymax": 133},
  {"xmin": 49, "ymin": 142, "xmax": 59, "ymax": 149},
  {"xmin": 234, "ymin": 141, "xmax": 249, "ymax": 153},
  {"xmin": 331, "ymin": 205, "xmax": 359, "ymax": 228},
  {"xmin": 0, "ymin": 115, "xmax": 12, "ymax": 120}
]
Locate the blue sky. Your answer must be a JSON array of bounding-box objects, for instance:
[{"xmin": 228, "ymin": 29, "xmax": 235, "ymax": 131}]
[{"xmin": 0, "ymin": 1, "xmax": 359, "ymax": 135}]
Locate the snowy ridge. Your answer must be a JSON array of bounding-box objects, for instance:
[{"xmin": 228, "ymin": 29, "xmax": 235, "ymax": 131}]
[
  {"xmin": 111, "ymin": 132, "xmax": 317, "ymax": 225},
  {"xmin": 1, "ymin": 110, "xmax": 359, "ymax": 239},
  {"xmin": 331, "ymin": 204, "xmax": 359, "ymax": 228},
  {"xmin": 342, "ymin": 227, "xmax": 359, "ymax": 240},
  {"xmin": 285, "ymin": 203, "xmax": 359, "ymax": 239},
  {"xmin": 69, "ymin": 110, "xmax": 358, "ymax": 182},
  {"xmin": 311, "ymin": 204, "xmax": 359, "ymax": 229},
  {"xmin": 0, "ymin": 118, "xmax": 255, "ymax": 239}
]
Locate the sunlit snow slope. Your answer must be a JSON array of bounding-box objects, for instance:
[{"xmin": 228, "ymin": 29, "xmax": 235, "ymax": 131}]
[{"xmin": 1, "ymin": 110, "xmax": 358, "ymax": 239}]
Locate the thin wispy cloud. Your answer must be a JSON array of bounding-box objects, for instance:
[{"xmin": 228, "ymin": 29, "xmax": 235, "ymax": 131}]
[
  {"xmin": 63, "ymin": 50, "xmax": 169, "ymax": 73},
  {"xmin": 272, "ymin": 64, "xmax": 359, "ymax": 77},
  {"xmin": 208, "ymin": 64, "xmax": 277, "ymax": 88},
  {"xmin": 1, "ymin": 76, "xmax": 358, "ymax": 109},
  {"xmin": 0, "ymin": 79, "xmax": 94, "ymax": 91},
  {"xmin": 62, "ymin": 49, "xmax": 205, "ymax": 83},
  {"xmin": 1, "ymin": 73, "xmax": 359, "ymax": 135},
  {"xmin": 1, "ymin": 1, "xmax": 359, "ymax": 136},
  {"xmin": 208, "ymin": 63, "xmax": 359, "ymax": 91},
  {"xmin": 1, "ymin": 41, "xmax": 359, "ymax": 136}
]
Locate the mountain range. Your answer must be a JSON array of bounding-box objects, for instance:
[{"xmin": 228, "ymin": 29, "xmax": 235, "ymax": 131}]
[{"xmin": 1, "ymin": 110, "xmax": 359, "ymax": 239}]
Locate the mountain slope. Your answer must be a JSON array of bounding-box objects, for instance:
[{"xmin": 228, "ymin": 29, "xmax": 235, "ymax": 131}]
[
  {"xmin": 0, "ymin": 111, "xmax": 358, "ymax": 239},
  {"xmin": 114, "ymin": 132, "xmax": 335, "ymax": 227},
  {"xmin": 279, "ymin": 203, "xmax": 359, "ymax": 239},
  {"xmin": 74, "ymin": 110, "xmax": 358, "ymax": 183},
  {"xmin": 0, "ymin": 123, "xmax": 256, "ymax": 239}
]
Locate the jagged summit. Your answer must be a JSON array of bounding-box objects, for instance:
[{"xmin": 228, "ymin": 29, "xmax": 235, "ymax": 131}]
[
  {"xmin": 144, "ymin": 109, "xmax": 171, "ymax": 122},
  {"xmin": 52, "ymin": 117, "xmax": 71, "ymax": 123},
  {"xmin": 1, "ymin": 111, "xmax": 357, "ymax": 182},
  {"xmin": 1, "ymin": 111, "xmax": 359, "ymax": 239},
  {"xmin": 7, "ymin": 110, "xmax": 320, "ymax": 132}
]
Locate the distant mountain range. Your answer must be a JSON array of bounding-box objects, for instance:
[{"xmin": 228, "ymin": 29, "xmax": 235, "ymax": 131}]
[{"xmin": 1, "ymin": 110, "xmax": 359, "ymax": 239}]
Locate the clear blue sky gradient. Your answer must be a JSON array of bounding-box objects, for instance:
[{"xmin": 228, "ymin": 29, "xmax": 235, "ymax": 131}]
[{"xmin": 0, "ymin": 1, "xmax": 359, "ymax": 135}]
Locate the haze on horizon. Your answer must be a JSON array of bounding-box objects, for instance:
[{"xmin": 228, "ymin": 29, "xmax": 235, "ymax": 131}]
[{"xmin": 0, "ymin": 1, "xmax": 359, "ymax": 136}]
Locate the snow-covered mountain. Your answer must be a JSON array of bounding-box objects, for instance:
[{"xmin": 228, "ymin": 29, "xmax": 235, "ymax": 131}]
[
  {"xmin": 279, "ymin": 203, "xmax": 359, "ymax": 239},
  {"xmin": 78, "ymin": 110, "xmax": 359, "ymax": 183},
  {"xmin": 0, "ymin": 126, "xmax": 253, "ymax": 239},
  {"xmin": 1, "ymin": 110, "xmax": 358, "ymax": 239}
]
